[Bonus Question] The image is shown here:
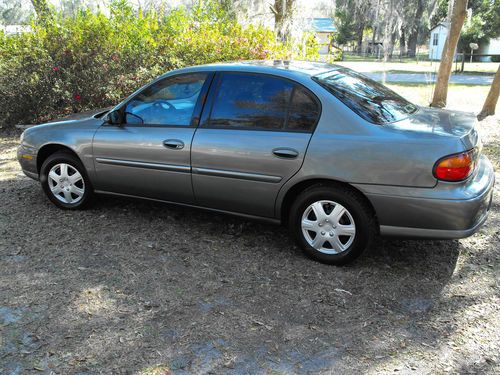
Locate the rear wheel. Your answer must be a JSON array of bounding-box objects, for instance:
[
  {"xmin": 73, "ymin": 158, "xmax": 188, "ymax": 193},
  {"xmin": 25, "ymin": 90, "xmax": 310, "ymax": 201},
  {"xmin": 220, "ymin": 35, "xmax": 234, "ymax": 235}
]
[
  {"xmin": 289, "ymin": 185, "xmax": 375, "ymax": 265},
  {"xmin": 40, "ymin": 151, "xmax": 93, "ymax": 209}
]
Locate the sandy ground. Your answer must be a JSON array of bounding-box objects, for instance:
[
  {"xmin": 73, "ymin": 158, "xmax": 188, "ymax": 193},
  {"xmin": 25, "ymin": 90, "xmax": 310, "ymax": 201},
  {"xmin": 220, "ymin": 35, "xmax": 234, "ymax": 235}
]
[{"xmin": 1, "ymin": 101, "xmax": 499, "ymax": 373}]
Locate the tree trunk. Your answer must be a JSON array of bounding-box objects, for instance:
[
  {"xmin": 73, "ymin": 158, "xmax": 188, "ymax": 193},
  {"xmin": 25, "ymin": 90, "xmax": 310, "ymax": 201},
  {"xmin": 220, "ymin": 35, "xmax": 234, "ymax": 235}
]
[
  {"xmin": 477, "ymin": 66, "xmax": 500, "ymax": 121},
  {"xmin": 356, "ymin": 22, "xmax": 365, "ymax": 53},
  {"xmin": 382, "ymin": 6, "xmax": 392, "ymax": 60},
  {"xmin": 407, "ymin": 32, "xmax": 418, "ymax": 57},
  {"xmin": 389, "ymin": 30, "xmax": 397, "ymax": 58},
  {"xmin": 272, "ymin": 0, "xmax": 295, "ymax": 42},
  {"xmin": 400, "ymin": 27, "xmax": 406, "ymax": 57},
  {"xmin": 430, "ymin": 0, "xmax": 468, "ymax": 108},
  {"xmin": 406, "ymin": 0, "xmax": 424, "ymax": 57},
  {"xmin": 370, "ymin": 0, "xmax": 381, "ymax": 55}
]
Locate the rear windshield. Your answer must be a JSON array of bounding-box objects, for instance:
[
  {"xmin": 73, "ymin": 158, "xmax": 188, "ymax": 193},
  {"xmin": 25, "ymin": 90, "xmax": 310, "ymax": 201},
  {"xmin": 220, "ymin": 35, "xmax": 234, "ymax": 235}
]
[{"xmin": 313, "ymin": 68, "xmax": 418, "ymax": 124}]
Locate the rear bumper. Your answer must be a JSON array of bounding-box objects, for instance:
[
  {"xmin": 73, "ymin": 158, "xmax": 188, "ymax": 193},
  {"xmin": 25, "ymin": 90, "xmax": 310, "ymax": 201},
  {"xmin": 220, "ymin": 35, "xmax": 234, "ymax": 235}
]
[
  {"xmin": 357, "ymin": 155, "xmax": 495, "ymax": 239},
  {"xmin": 379, "ymin": 210, "xmax": 490, "ymax": 239}
]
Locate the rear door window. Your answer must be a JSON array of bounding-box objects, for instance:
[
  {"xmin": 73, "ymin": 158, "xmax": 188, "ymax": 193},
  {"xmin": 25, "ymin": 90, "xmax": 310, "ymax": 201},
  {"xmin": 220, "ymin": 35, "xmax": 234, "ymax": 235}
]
[
  {"xmin": 287, "ymin": 86, "xmax": 320, "ymax": 131},
  {"xmin": 208, "ymin": 73, "xmax": 293, "ymax": 130},
  {"xmin": 207, "ymin": 72, "xmax": 320, "ymax": 132}
]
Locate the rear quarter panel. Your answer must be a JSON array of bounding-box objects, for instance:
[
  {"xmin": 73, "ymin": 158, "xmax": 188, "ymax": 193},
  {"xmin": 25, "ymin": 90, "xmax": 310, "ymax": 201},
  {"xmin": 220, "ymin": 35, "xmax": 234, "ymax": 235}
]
[{"xmin": 276, "ymin": 84, "xmax": 466, "ymax": 216}]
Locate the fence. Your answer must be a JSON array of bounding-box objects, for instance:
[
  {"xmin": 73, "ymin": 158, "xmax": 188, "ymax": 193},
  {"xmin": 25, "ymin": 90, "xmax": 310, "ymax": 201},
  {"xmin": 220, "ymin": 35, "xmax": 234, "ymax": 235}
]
[
  {"xmin": 455, "ymin": 53, "xmax": 500, "ymax": 72},
  {"xmin": 341, "ymin": 49, "xmax": 426, "ymax": 62}
]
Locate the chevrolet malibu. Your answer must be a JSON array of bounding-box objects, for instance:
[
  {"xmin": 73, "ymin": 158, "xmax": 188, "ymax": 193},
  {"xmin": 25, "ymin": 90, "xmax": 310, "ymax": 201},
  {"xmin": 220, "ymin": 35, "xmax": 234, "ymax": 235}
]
[{"xmin": 17, "ymin": 61, "xmax": 495, "ymax": 265}]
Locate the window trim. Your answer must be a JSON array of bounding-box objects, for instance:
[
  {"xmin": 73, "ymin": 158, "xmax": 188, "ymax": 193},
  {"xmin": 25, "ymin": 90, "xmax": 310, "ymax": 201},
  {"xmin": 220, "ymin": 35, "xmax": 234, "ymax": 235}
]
[
  {"xmin": 432, "ymin": 33, "xmax": 439, "ymax": 46},
  {"xmin": 200, "ymin": 71, "xmax": 322, "ymax": 134},
  {"xmin": 114, "ymin": 71, "xmax": 215, "ymax": 128}
]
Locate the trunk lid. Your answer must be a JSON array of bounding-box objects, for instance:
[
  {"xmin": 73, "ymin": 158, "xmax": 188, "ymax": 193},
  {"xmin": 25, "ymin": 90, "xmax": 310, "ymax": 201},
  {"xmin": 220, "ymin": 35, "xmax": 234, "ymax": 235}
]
[{"xmin": 391, "ymin": 107, "xmax": 480, "ymax": 150}]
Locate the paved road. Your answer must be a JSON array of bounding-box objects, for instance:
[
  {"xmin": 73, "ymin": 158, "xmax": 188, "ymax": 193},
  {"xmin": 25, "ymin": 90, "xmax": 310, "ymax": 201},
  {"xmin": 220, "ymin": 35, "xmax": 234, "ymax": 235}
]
[{"xmin": 365, "ymin": 72, "xmax": 493, "ymax": 85}]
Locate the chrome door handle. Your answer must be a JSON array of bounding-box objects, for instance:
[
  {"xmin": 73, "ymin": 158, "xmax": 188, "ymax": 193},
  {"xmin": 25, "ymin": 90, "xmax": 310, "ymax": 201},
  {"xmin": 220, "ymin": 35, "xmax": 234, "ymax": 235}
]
[
  {"xmin": 272, "ymin": 148, "xmax": 299, "ymax": 159},
  {"xmin": 163, "ymin": 139, "xmax": 184, "ymax": 150}
]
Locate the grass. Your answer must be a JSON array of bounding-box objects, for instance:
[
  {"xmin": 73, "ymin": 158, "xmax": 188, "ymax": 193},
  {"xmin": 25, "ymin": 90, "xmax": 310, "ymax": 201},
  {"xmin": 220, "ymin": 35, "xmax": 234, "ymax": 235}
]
[{"xmin": 342, "ymin": 52, "xmax": 429, "ymax": 62}]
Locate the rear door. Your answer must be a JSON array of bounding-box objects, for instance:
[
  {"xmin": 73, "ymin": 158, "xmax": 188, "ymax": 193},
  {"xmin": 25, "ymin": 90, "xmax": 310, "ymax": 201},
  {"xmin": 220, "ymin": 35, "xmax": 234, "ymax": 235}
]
[
  {"xmin": 191, "ymin": 72, "xmax": 321, "ymax": 217},
  {"xmin": 92, "ymin": 72, "xmax": 212, "ymax": 203}
]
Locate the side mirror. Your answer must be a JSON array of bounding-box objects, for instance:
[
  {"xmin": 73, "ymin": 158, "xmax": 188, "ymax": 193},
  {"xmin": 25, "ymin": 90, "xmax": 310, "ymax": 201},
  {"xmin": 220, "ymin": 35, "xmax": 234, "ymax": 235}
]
[{"xmin": 105, "ymin": 110, "xmax": 123, "ymax": 125}]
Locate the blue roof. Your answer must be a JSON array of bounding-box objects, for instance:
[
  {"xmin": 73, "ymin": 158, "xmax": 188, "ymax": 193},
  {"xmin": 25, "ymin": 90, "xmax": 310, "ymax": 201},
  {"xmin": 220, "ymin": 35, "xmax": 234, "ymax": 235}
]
[{"xmin": 307, "ymin": 18, "xmax": 336, "ymax": 33}]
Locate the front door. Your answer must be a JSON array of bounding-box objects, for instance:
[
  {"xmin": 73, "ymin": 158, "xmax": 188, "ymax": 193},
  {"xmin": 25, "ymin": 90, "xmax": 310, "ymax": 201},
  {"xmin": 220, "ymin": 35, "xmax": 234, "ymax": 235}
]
[
  {"xmin": 191, "ymin": 72, "xmax": 321, "ymax": 217},
  {"xmin": 92, "ymin": 72, "xmax": 212, "ymax": 204}
]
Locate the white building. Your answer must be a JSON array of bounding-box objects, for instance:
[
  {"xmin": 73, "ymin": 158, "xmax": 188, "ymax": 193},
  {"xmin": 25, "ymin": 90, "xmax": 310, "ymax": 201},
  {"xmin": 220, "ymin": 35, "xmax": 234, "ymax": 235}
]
[
  {"xmin": 477, "ymin": 38, "xmax": 500, "ymax": 62},
  {"xmin": 0, "ymin": 25, "xmax": 31, "ymax": 35},
  {"xmin": 429, "ymin": 21, "xmax": 500, "ymax": 62},
  {"xmin": 429, "ymin": 23, "xmax": 448, "ymax": 60}
]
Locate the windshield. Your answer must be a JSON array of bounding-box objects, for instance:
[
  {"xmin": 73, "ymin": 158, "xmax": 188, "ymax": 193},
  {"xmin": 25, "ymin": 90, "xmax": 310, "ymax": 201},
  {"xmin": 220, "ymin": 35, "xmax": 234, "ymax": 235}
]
[{"xmin": 313, "ymin": 68, "xmax": 418, "ymax": 124}]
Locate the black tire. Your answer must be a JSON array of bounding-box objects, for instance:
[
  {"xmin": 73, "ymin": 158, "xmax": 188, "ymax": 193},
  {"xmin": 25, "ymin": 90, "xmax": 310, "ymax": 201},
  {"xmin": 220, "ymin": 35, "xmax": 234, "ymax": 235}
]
[
  {"xmin": 40, "ymin": 151, "xmax": 94, "ymax": 209},
  {"xmin": 289, "ymin": 184, "xmax": 375, "ymax": 265}
]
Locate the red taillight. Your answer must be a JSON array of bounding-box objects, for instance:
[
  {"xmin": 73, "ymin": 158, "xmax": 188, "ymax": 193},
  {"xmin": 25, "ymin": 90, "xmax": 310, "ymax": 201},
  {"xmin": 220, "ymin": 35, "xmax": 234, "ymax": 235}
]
[{"xmin": 433, "ymin": 150, "xmax": 477, "ymax": 182}]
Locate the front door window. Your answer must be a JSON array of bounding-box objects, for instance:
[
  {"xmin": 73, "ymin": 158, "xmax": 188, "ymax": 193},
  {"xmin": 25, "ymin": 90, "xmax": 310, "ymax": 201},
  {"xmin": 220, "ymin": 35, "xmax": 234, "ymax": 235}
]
[{"xmin": 125, "ymin": 73, "xmax": 207, "ymax": 126}]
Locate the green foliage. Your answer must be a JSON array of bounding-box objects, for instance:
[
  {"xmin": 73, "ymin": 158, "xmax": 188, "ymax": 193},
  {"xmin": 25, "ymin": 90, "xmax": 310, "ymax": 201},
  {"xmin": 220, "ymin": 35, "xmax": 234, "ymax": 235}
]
[
  {"xmin": 328, "ymin": 47, "xmax": 344, "ymax": 62},
  {"xmin": 430, "ymin": 0, "xmax": 448, "ymax": 30},
  {"xmin": 0, "ymin": 0, "xmax": 325, "ymax": 129},
  {"xmin": 459, "ymin": 0, "xmax": 500, "ymax": 53},
  {"xmin": 333, "ymin": 6, "xmax": 357, "ymax": 46},
  {"xmin": 432, "ymin": 0, "xmax": 500, "ymax": 53}
]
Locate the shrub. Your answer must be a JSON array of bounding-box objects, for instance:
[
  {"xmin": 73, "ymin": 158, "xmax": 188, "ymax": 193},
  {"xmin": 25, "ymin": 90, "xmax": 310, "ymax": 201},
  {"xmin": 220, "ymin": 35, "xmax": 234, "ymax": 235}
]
[{"xmin": 0, "ymin": 0, "xmax": 327, "ymax": 130}]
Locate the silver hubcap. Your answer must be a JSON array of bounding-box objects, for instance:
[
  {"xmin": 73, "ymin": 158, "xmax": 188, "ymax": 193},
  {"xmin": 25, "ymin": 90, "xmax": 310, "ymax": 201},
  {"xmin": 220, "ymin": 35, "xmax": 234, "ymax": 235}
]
[
  {"xmin": 47, "ymin": 163, "xmax": 85, "ymax": 204},
  {"xmin": 301, "ymin": 200, "xmax": 356, "ymax": 254}
]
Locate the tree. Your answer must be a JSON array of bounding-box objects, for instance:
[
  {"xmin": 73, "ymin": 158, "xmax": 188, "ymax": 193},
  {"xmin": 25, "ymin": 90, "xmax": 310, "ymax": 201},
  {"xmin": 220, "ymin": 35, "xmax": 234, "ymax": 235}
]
[
  {"xmin": 334, "ymin": 6, "xmax": 357, "ymax": 46},
  {"xmin": 30, "ymin": 0, "xmax": 51, "ymax": 23},
  {"xmin": 430, "ymin": 0, "xmax": 468, "ymax": 108},
  {"xmin": 406, "ymin": 0, "xmax": 425, "ymax": 57},
  {"xmin": 477, "ymin": 66, "xmax": 500, "ymax": 121},
  {"xmin": 0, "ymin": 0, "xmax": 32, "ymax": 25},
  {"xmin": 430, "ymin": 0, "xmax": 449, "ymax": 28},
  {"xmin": 459, "ymin": 0, "xmax": 500, "ymax": 54},
  {"xmin": 431, "ymin": 0, "xmax": 500, "ymax": 55},
  {"xmin": 334, "ymin": 0, "xmax": 374, "ymax": 51},
  {"xmin": 381, "ymin": 0, "xmax": 398, "ymax": 61},
  {"xmin": 271, "ymin": 0, "xmax": 296, "ymax": 41}
]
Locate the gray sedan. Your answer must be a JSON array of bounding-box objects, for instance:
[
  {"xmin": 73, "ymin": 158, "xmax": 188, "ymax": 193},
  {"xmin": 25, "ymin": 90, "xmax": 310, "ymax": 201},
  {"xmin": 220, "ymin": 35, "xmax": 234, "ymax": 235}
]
[{"xmin": 17, "ymin": 61, "xmax": 495, "ymax": 265}]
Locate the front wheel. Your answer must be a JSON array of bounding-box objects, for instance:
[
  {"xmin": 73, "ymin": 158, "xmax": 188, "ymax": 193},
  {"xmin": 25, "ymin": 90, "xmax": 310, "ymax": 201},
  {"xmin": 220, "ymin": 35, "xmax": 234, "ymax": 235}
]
[
  {"xmin": 40, "ymin": 151, "xmax": 93, "ymax": 209},
  {"xmin": 289, "ymin": 185, "xmax": 375, "ymax": 265}
]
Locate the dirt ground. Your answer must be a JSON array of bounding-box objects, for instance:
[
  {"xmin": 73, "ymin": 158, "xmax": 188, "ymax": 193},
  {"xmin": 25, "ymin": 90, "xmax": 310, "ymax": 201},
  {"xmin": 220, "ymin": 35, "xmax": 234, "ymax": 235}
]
[{"xmin": 1, "ymin": 116, "xmax": 499, "ymax": 374}]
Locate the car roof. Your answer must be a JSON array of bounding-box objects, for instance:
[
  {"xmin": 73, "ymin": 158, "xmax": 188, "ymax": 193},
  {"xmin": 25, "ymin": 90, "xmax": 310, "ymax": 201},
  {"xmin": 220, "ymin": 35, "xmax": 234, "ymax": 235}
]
[{"xmin": 161, "ymin": 60, "xmax": 341, "ymax": 80}]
